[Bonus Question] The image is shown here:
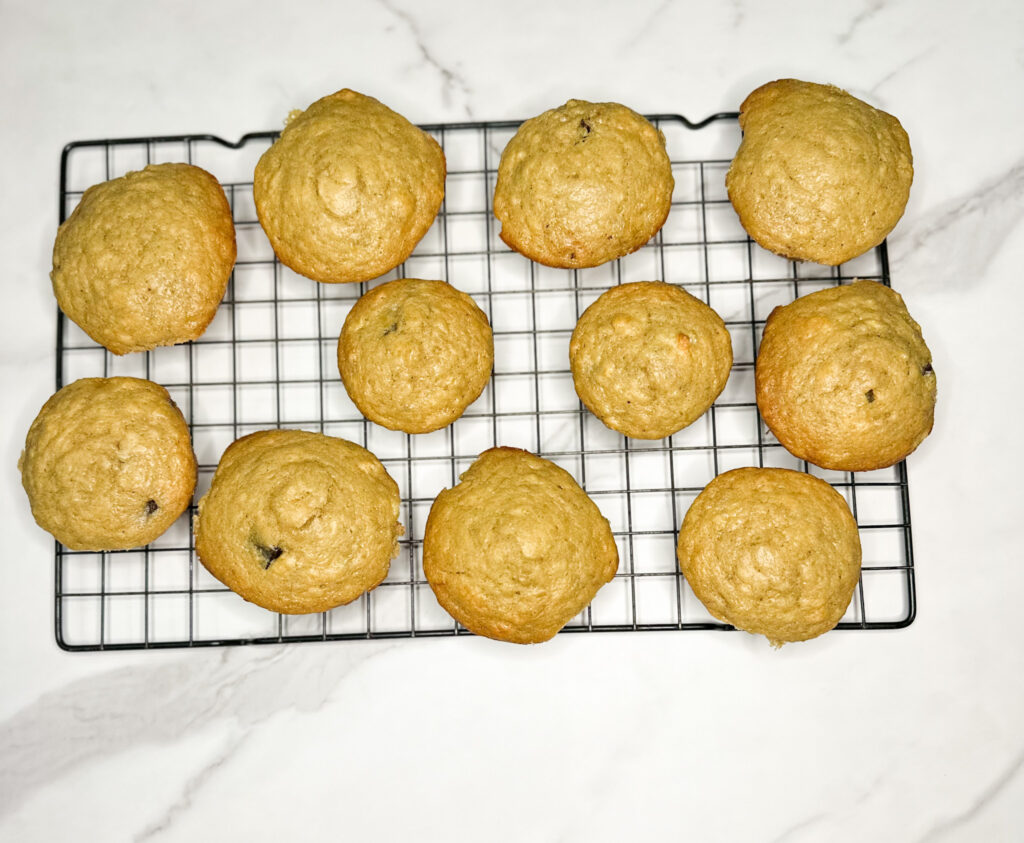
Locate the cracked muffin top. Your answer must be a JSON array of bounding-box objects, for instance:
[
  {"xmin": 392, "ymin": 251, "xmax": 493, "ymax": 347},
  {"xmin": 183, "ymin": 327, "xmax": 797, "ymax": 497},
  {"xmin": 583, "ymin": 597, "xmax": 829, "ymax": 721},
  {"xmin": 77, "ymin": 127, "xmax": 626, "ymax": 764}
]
[
  {"xmin": 726, "ymin": 79, "xmax": 913, "ymax": 266},
  {"xmin": 755, "ymin": 280, "xmax": 936, "ymax": 472},
  {"xmin": 493, "ymin": 99, "xmax": 674, "ymax": 269},
  {"xmin": 423, "ymin": 447, "xmax": 619, "ymax": 644},
  {"xmin": 194, "ymin": 429, "xmax": 402, "ymax": 615},
  {"xmin": 569, "ymin": 281, "xmax": 732, "ymax": 440},
  {"xmin": 678, "ymin": 467, "xmax": 862, "ymax": 646},
  {"xmin": 51, "ymin": 163, "xmax": 236, "ymax": 355},
  {"xmin": 338, "ymin": 279, "xmax": 493, "ymax": 434},
  {"xmin": 254, "ymin": 88, "xmax": 446, "ymax": 284},
  {"xmin": 19, "ymin": 377, "xmax": 197, "ymax": 550}
]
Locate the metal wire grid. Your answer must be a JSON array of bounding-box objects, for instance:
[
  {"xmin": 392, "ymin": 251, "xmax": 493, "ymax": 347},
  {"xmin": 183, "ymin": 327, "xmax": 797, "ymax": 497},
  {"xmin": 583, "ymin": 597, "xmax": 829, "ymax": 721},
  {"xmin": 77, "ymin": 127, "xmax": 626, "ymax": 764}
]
[{"xmin": 53, "ymin": 114, "xmax": 916, "ymax": 650}]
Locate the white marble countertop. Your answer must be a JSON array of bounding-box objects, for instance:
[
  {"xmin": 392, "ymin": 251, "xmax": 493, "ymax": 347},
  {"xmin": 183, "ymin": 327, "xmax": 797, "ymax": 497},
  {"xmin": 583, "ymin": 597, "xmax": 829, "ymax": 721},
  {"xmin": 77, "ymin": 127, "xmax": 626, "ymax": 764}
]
[{"xmin": 2, "ymin": 1, "xmax": 1023, "ymax": 840}]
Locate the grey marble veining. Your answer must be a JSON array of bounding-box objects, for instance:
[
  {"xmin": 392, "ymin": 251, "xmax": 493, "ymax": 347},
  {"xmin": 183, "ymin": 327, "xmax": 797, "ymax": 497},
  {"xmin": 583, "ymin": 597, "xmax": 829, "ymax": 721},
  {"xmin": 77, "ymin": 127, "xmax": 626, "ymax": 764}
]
[
  {"xmin": 377, "ymin": 0, "xmax": 474, "ymax": 117},
  {"xmin": 915, "ymin": 746, "xmax": 1024, "ymax": 842},
  {"xmin": 0, "ymin": 643, "xmax": 393, "ymax": 824},
  {"xmin": 133, "ymin": 729, "xmax": 250, "ymax": 842},
  {"xmin": 892, "ymin": 157, "xmax": 1024, "ymax": 290},
  {"xmin": 837, "ymin": 0, "xmax": 890, "ymax": 45}
]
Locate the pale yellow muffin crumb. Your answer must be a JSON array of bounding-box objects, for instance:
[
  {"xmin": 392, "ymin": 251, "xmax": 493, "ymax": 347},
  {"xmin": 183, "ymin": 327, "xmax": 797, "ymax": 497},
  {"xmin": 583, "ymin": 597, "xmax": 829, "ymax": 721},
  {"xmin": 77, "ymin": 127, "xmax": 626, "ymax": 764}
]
[
  {"xmin": 423, "ymin": 447, "xmax": 619, "ymax": 643},
  {"xmin": 678, "ymin": 467, "xmax": 862, "ymax": 646},
  {"xmin": 570, "ymin": 281, "xmax": 732, "ymax": 439},
  {"xmin": 494, "ymin": 99, "xmax": 674, "ymax": 268},
  {"xmin": 195, "ymin": 429, "xmax": 403, "ymax": 614},
  {"xmin": 756, "ymin": 280, "xmax": 936, "ymax": 471},
  {"xmin": 726, "ymin": 78, "xmax": 913, "ymax": 266},
  {"xmin": 20, "ymin": 377, "xmax": 197, "ymax": 550},
  {"xmin": 338, "ymin": 279, "xmax": 493, "ymax": 433},
  {"xmin": 254, "ymin": 88, "xmax": 446, "ymax": 284},
  {"xmin": 51, "ymin": 163, "xmax": 236, "ymax": 355}
]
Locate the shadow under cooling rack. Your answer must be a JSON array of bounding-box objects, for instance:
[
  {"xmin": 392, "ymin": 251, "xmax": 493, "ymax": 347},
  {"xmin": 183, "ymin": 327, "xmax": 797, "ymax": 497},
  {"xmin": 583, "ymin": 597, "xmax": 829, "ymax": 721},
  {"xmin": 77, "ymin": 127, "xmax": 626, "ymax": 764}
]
[{"xmin": 54, "ymin": 113, "xmax": 916, "ymax": 650}]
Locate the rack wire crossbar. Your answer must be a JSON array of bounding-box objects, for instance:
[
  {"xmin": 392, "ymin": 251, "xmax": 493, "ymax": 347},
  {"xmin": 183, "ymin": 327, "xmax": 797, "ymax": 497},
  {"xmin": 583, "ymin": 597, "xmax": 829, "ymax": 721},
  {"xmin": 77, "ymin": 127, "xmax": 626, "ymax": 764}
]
[{"xmin": 54, "ymin": 114, "xmax": 915, "ymax": 650}]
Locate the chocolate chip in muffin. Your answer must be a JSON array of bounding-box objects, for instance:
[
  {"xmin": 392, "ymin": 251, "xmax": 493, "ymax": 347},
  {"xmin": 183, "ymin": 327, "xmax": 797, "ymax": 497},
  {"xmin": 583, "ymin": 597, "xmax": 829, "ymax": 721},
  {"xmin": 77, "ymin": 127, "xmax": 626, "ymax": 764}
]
[
  {"xmin": 257, "ymin": 543, "xmax": 283, "ymax": 569},
  {"xmin": 250, "ymin": 531, "xmax": 284, "ymax": 569}
]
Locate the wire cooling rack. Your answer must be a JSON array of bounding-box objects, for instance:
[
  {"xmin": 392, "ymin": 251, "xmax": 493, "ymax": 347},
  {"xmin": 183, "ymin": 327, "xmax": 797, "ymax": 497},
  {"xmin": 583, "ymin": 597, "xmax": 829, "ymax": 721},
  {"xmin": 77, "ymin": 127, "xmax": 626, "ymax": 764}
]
[{"xmin": 53, "ymin": 113, "xmax": 916, "ymax": 650}]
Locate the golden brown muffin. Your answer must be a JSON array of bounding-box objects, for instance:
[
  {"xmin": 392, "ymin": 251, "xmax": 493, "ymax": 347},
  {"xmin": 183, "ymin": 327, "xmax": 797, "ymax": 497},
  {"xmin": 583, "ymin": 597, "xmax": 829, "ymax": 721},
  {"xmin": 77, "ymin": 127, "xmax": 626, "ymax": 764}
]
[
  {"xmin": 569, "ymin": 281, "xmax": 732, "ymax": 439},
  {"xmin": 19, "ymin": 378, "xmax": 197, "ymax": 550},
  {"xmin": 51, "ymin": 163, "xmax": 236, "ymax": 355},
  {"xmin": 726, "ymin": 79, "xmax": 913, "ymax": 266},
  {"xmin": 756, "ymin": 280, "xmax": 936, "ymax": 471},
  {"xmin": 423, "ymin": 447, "xmax": 619, "ymax": 643},
  {"xmin": 253, "ymin": 89, "xmax": 446, "ymax": 284},
  {"xmin": 493, "ymin": 99, "xmax": 674, "ymax": 268},
  {"xmin": 338, "ymin": 279, "xmax": 493, "ymax": 434},
  {"xmin": 678, "ymin": 467, "xmax": 862, "ymax": 646},
  {"xmin": 194, "ymin": 429, "xmax": 402, "ymax": 614}
]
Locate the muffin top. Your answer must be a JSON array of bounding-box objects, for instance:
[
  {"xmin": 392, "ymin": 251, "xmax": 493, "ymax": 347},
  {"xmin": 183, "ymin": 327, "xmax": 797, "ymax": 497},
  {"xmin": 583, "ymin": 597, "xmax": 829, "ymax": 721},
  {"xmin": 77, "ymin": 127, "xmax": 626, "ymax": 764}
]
[
  {"xmin": 570, "ymin": 281, "xmax": 732, "ymax": 439},
  {"xmin": 678, "ymin": 467, "xmax": 862, "ymax": 646},
  {"xmin": 254, "ymin": 88, "xmax": 446, "ymax": 284},
  {"xmin": 19, "ymin": 377, "xmax": 197, "ymax": 550},
  {"xmin": 493, "ymin": 99, "xmax": 674, "ymax": 268},
  {"xmin": 338, "ymin": 279, "xmax": 493, "ymax": 433},
  {"xmin": 51, "ymin": 163, "xmax": 236, "ymax": 354},
  {"xmin": 726, "ymin": 79, "xmax": 913, "ymax": 266},
  {"xmin": 195, "ymin": 429, "xmax": 403, "ymax": 615},
  {"xmin": 423, "ymin": 447, "xmax": 619, "ymax": 643},
  {"xmin": 756, "ymin": 280, "xmax": 936, "ymax": 471}
]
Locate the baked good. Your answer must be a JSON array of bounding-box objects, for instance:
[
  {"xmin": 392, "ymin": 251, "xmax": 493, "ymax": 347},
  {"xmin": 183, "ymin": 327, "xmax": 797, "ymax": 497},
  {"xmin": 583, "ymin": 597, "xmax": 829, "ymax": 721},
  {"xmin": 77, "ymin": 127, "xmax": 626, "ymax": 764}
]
[
  {"xmin": 677, "ymin": 467, "xmax": 862, "ymax": 646},
  {"xmin": 253, "ymin": 88, "xmax": 446, "ymax": 284},
  {"xmin": 423, "ymin": 447, "xmax": 619, "ymax": 643},
  {"xmin": 338, "ymin": 279, "xmax": 493, "ymax": 433},
  {"xmin": 194, "ymin": 429, "xmax": 402, "ymax": 614},
  {"xmin": 755, "ymin": 280, "xmax": 936, "ymax": 471},
  {"xmin": 726, "ymin": 78, "xmax": 913, "ymax": 265},
  {"xmin": 493, "ymin": 99, "xmax": 674, "ymax": 268},
  {"xmin": 51, "ymin": 163, "xmax": 236, "ymax": 355},
  {"xmin": 19, "ymin": 377, "xmax": 196, "ymax": 550},
  {"xmin": 569, "ymin": 281, "xmax": 732, "ymax": 439}
]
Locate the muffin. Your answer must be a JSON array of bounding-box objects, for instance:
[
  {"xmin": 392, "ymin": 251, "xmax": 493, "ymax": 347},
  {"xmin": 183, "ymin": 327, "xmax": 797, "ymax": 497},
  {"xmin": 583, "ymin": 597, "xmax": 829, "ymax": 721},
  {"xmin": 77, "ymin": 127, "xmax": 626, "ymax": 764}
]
[
  {"xmin": 493, "ymin": 99, "xmax": 674, "ymax": 268},
  {"xmin": 726, "ymin": 79, "xmax": 913, "ymax": 265},
  {"xmin": 194, "ymin": 429, "xmax": 402, "ymax": 614},
  {"xmin": 423, "ymin": 447, "xmax": 619, "ymax": 643},
  {"xmin": 338, "ymin": 279, "xmax": 493, "ymax": 433},
  {"xmin": 19, "ymin": 377, "xmax": 197, "ymax": 550},
  {"xmin": 51, "ymin": 163, "xmax": 236, "ymax": 354},
  {"xmin": 678, "ymin": 467, "xmax": 862, "ymax": 646},
  {"xmin": 755, "ymin": 280, "xmax": 936, "ymax": 471},
  {"xmin": 254, "ymin": 88, "xmax": 446, "ymax": 284},
  {"xmin": 569, "ymin": 281, "xmax": 732, "ymax": 439}
]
